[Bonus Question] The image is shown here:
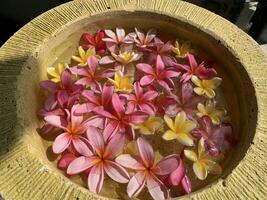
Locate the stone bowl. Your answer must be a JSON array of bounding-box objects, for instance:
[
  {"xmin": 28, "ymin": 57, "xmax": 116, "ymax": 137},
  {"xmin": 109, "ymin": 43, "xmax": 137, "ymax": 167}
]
[{"xmin": 0, "ymin": 0, "xmax": 266, "ymax": 199}]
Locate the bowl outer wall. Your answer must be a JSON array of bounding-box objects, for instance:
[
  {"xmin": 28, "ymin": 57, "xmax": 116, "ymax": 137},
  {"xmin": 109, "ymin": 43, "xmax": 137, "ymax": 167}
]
[{"xmin": 0, "ymin": 0, "xmax": 266, "ymax": 199}]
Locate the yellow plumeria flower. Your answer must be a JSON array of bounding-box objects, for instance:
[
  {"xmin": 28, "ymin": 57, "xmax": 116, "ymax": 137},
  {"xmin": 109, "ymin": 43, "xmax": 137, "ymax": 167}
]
[
  {"xmin": 197, "ymin": 101, "xmax": 226, "ymax": 125},
  {"xmin": 134, "ymin": 116, "xmax": 163, "ymax": 135},
  {"xmin": 191, "ymin": 75, "xmax": 222, "ymax": 98},
  {"xmin": 112, "ymin": 51, "xmax": 141, "ymax": 65},
  {"xmin": 162, "ymin": 111, "xmax": 196, "ymax": 146},
  {"xmin": 47, "ymin": 63, "xmax": 69, "ymax": 82},
  {"xmin": 184, "ymin": 138, "xmax": 222, "ymax": 180},
  {"xmin": 172, "ymin": 40, "xmax": 195, "ymax": 58},
  {"xmin": 72, "ymin": 46, "xmax": 100, "ymax": 67},
  {"xmin": 108, "ymin": 71, "xmax": 133, "ymax": 93}
]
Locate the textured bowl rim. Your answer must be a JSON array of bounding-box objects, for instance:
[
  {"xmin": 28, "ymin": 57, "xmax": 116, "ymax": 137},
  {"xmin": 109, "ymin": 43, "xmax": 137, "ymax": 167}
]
[{"xmin": 0, "ymin": 0, "xmax": 266, "ymax": 199}]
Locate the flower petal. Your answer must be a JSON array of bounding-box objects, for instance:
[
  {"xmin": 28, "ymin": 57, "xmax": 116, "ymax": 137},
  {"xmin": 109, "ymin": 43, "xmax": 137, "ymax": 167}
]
[
  {"xmin": 103, "ymin": 120, "xmax": 119, "ymax": 142},
  {"xmin": 86, "ymin": 126, "xmax": 105, "ymax": 155},
  {"xmin": 40, "ymin": 80, "xmax": 58, "ymax": 93},
  {"xmin": 142, "ymin": 90, "xmax": 158, "ymax": 101},
  {"xmin": 88, "ymin": 163, "xmax": 104, "ymax": 194},
  {"xmin": 176, "ymin": 133, "xmax": 194, "ymax": 146},
  {"xmin": 137, "ymin": 137, "xmax": 155, "ymax": 168},
  {"xmin": 67, "ymin": 156, "xmax": 99, "ymax": 175},
  {"xmin": 168, "ymin": 158, "xmax": 185, "ymax": 186},
  {"xmin": 184, "ymin": 150, "xmax": 198, "ymax": 162},
  {"xmin": 99, "ymin": 56, "xmax": 115, "ymax": 65},
  {"xmin": 87, "ymin": 56, "xmax": 98, "ymax": 73},
  {"xmin": 127, "ymin": 171, "xmax": 146, "ymax": 198},
  {"xmin": 104, "ymin": 160, "xmax": 130, "ymax": 183},
  {"xmin": 163, "ymin": 115, "xmax": 175, "ymax": 131},
  {"xmin": 187, "ymin": 53, "xmax": 198, "ymax": 67},
  {"xmin": 52, "ymin": 133, "xmax": 71, "ymax": 154},
  {"xmin": 58, "ymin": 153, "xmax": 76, "ymax": 170},
  {"xmin": 154, "ymin": 155, "xmax": 179, "ymax": 175},
  {"xmin": 112, "ymin": 93, "xmax": 125, "ymax": 117},
  {"xmin": 44, "ymin": 115, "xmax": 68, "ymax": 130},
  {"xmin": 146, "ymin": 174, "xmax": 168, "ymax": 200},
  {"xmin": 140, "ymin": 75, "xmax": 155, "ymax": 86},
  {"xmin": 156, "ymin": 55, "xmax": 165, "ymax": 71},
  {"xmin": 181, "ymin": 175, "xmax": 192, "ymax": 194},
  {"xmin": 103, "ymin": 133, "xmax": 125, "ymax": 159},
  {"xmin": 115, "ymin": 154, "xmax": 145, "ymax": 170},
  {"xmin": 136, "ymin": 63, "xmax": 154, "ymax": 74},
  {"xmin": 193, "ymin": 162, "xmax": 208, "ymax": 180},
  {"xmin": 116, "ymin": 27, "xmax": 126, "ymax": 41},
  {"xmin": 162, "ymin": 130, "xmax": 177, "ymax": 141},
  {"xmin": 72, "ymin": 138, "xmax": 93, "ymax": 157}
]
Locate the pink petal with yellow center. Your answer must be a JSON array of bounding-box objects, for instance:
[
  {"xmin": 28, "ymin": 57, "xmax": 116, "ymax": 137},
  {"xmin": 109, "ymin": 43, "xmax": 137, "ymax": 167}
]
[
  {"xmin": 67, "ymin": 156, "xmax": 99, "ymax": 175},
  {"xmin": 137, "ymin": 137, "xmax": 155, "ymax": 168},
  {"xmin": 115, "ymin": 154, "xmax": 145, "ymax": 170},
  {"xmin": 88, "ymin": 163, "xmax": 104, "ymax": 194}
]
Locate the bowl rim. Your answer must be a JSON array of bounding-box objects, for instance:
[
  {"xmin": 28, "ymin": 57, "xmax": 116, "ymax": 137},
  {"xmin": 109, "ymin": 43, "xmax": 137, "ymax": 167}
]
[{"xmin": 0, "ymin": 0, "xmax": 266, "ymax": 199}]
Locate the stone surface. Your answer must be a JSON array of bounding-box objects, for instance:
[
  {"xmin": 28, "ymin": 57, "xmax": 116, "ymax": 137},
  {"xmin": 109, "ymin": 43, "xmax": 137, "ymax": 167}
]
[{"xmin": 0, "ymin": 0, "xmax": 266, "ymax": 199}]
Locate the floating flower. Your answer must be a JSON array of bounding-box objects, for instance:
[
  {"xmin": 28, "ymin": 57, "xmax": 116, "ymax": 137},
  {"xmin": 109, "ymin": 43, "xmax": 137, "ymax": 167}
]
[
  {"xmin": 75, "ymin": 83, "xmax": 114, "ymax": 114},
  {"xmin": 70, "ymin": 56, "xmax": 114, "ymax": 89},
  {"xmin": 162, "ymin": 111, "xmax": 196, "ymax": 146},
  {"xmin": 149, "ymin": 38, "xmax": 176, "ymax": 66},
  {"xmin": 40, "ymin": 69, "xmax": 83, "ymax": 107},
  {"xmin": 134, "ymin": 116, "xmax": 163, "ymax": 135},
  {"xmin": 137, "ymin": 55, "xmax": 180, "ymax": 91},
  {"xmin": 125, "ymin": 82, "xmax": 158, "ymax": 114},
  {"xmin": 134, "ymin": 27, "xmax": 156, "ymax": 49},
  {"xmin": 191, "ymin": 116, "xmax": 235, "ymax": 156},
  {"xmin": 165, "ymin": 82, "xmax": 203, "ymax": 119},
  {"xmin": 172, "ymin": 40, "xmax": 195, "ymax": 59},
  {"xmin": 116, "ymin": 137, "xmax": 179, "ymax": 200},
  {"xmin": 44, "ymin": 104, "xmax": 103, "ymax": 154},
  {"xmin": 102, "ymin": 27, "xmax": 135, "ymax": 52},
  {"xmin": 94, "ymin": 93, "xmax": 148, "ymax": 141},
  {"xmin": 47, "ymin": 63, "xmax": 69, "ymax": 83},
  {"xmin": 191, "ymin": 75, "xmax": 222, "ymax": 98},
  {"xmin": 82, "ymin": 30, "xmax": 106, "ymax": 54},
  {"xmin": 184, "ymin": 138, "xmax": 222, "ymax": 180},
  {"xmin": 67, "ymin": 127, "xmax": 130, "ymax": 193},
  {"xmin": 197, "ymin": 101, "xmax": 226, "ymax": 125},
  {"xmin": 99, "ymin": 44, "xmax": 142, "ymax": 71},
  {"xmin": 108, "ymin": 70, "xmax": 134, "ymax": 93},
  {"xmin": 174, "ymin": 53, "xmax": 217, "ymax": 82},
  {"xmin": 72, "ymin": 46, "xmax": 100, "ymax": 67}
]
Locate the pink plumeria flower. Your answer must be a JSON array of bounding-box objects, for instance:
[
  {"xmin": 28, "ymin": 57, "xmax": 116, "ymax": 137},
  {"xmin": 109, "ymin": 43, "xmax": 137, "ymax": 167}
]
[
  {"xmin": 94, "ymin": 93, "xmax": 148, "ymax": 141},
  {"xmin": 58, "ymin": 152, "xmax": 77, "ymax": 172},
  {"xmin": 149, "ymin": 38, "xmax": 176, "ymax": 66},
  {"xmin": 40, "ymin": 69, "xmax": 83, "ymax": 107},
  {"xmin": 102, "ymin": 27, "xmax": 136, "ymax": 52},
  {"xmin": 137, "ymin": 55, "xmax": 180, "ymax": 92},
  {"xmin": 124, "ymin": 82, "xmax": 158, "ymax": 114},
  {"xmin": 44, "ymin": 104, "xmax": 103, "ymax": 154},
  {"xmin": 99, "ymin": 44, "xmax": 142, "ymax": 71},
  {"xmin": 165, "ymin": 82, "xmax": 203, "ymax": 119},
  {"xmin": 116, "ymin": 137, "xmax": 179, "ymax": 200},
  {"xmin": 174, "ymin": 53, "xmax": 217, "ymax": 82},
  {"xmin": 67, "ymin": 127, "xmax": 130, "ymax": 194},
  {"xmin": 134, "ymin": 27, "xmax": 157, "ymax": 49},
  {"xmin": 70, "ymin": 56, "xmax": 114, "ymax": 90},
  {"xmin": 82, "ymin": 30, "xmax": 106, "ymax": 54},
  {"xmin": 191, "ymin": 116, "xmax": 235, "ymax": 156},
  {"xmin": 75, "ymin": 83, "xmax": 114, "ymax": 114}
]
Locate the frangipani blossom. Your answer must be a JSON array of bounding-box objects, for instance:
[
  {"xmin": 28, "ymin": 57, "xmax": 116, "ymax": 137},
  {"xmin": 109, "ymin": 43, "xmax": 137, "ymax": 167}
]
[
  {"xmin": 172, "ymin": 40, "xmax": 195, "ymax": 59},
  {"xmin": 197, "ymin": 101, "xmax": 226, "ymax": 125},
  {"xmin": 137, "ymin": 55, "xmax": 180, "ymax": 91},
  {"xmin": 47, "ymin": 63, "xmax": 69, "ymax": 83},
  {"xmin": 72, "ymin": 46, "xmax": 100, "ymax": 67},
  {"xmin": 116, "ymin": 138, "xmax": 179, "ymax": 200},
  {"xmin": 165, "ymin": 83, "xmax": 202, "ymax": 119},
  {"xmin": 163, "ymin": 111, "xmax": 196, "ymax": 146},
  {"xmin": 102, "ymin": 27, "xmax": 135, "ymax": 52},
  {"xmin": 191, "ymin": 75, "xmax": 222, "ymax": 98},
  {"xmin": 191, "ymin": 116, "xmax": 235, "ymax": 156},
  {"xmin": 108, "ymin": 71, "xmax": 134, "ymax": 93},
  {"xmin": 40, "ymin": 69, "xmax": 83, "ymax": 107},
  {"xmin": 174, "ymin": 53, "xmax": 217, "ymax": 82},
  {"xmin": 44, "ymin": 104, "xmax": 103, "ymax": 154},
  {"xmin": 82, "ymin": 30, "xmax": 106, "ymax": 54},
  {"xmin": 184, "ymin": 138, "xmax": 222, "ymax": 180},
  {"xmin": 134, "ymin": 116, "xmax": 163, "ymax": 135},
  {"xmin": 134, "ymin": 27, "xmax": 157, "ymax": 49},
  {"xmin": 99, "ymin": 44, "xmax": 142, "ymax": 71},
  {"xmin": 94, "ymin": 93, "xmax": 148, "ymax": 141},
  {"xmin": 149, "ymin": 38, "xmax": 176, "ymax": 66},
  {"xmin": 70, "ymin": 56, "xmax": 114, "ymax": 89},
  {"xmin": 125, "ymin": 82, "xmax": 158, "ymax": 114},
  {"xmin": 67, "ymin": 127, "xmax": 130, "ymax": 193},
  {"xmin": 75, "ymin": 84, "xmax": 114, "ymax": 114}
]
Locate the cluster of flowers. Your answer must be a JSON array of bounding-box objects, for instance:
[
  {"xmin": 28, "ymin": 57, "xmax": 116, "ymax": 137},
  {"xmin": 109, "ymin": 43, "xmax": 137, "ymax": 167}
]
[{"xmin": 39, "ymin": 27, "xmax": 235, "ymax": 200}]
